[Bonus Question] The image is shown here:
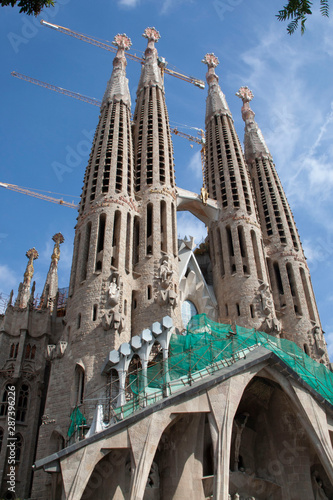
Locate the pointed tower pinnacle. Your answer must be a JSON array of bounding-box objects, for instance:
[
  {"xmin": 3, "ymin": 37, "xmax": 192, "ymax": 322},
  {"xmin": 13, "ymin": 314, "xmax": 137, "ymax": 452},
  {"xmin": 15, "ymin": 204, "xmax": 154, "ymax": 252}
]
[
  {"xmin": 137, "ymin": 27, "xmax": 163, "ymax": 90},
  {"xmin": 41, "ymin": 233, "xmax": 64, "ymax": 311},
  {"xmin": 202, "ymin": 53, "xmax": 231, "ymax": 122},
  {"xmin": 236, "ymin": 86, "xmax": 270, "ymax": 162},
  {"xmin": 101, "ymin": 33, "xmax": 132, "ymax": 108},
  {"xmin": 237, "ymin": 87, "xmax": 328, "ymax": 362},
  {"xmin": 15, "ymin": 247, "xmax": 39, "ymax": 308}
]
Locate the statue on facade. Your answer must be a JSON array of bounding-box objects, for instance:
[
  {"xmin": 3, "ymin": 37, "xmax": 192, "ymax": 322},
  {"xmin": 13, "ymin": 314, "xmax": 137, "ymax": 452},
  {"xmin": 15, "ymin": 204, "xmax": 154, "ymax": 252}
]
[
  {"xmin": 200, "ymin": 186, "xmax": 209, "ymax": 206},
  {"xmin": 312, "ymin": 471, "xmax": 329, "ymax": 500},
  {"xmin": 108, "ymin": 274, "xmax": 120, "ymax": 306},
  {"xmin": 159, "ymin": 258, "xmax": 173, "ymax": 285},
  {"xmin": 233, "ymin": 413, "xmax": 249, "ymax": 471}
]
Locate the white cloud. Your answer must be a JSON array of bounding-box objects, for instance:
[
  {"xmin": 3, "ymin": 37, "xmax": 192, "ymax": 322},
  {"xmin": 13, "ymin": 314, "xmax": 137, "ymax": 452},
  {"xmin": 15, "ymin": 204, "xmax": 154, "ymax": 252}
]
[
  {"xmin": 187, "ymin": 150, "xmax": 202, "ymax": 180},
  {"xmin": 0, "ymin": 264, "xmax": 19, "ymax": 293},
  {"xmin": 118, "ymin": 0, "xmax": 140, "ymax": 7},
  {"xmin": 177, "ymin": 212, "xmax": 207, "ymax": 246}
]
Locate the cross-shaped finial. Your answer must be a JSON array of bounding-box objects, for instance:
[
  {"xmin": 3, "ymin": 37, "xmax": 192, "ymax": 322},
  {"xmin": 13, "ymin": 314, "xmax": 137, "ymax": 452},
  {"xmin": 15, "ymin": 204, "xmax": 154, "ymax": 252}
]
[
  {"xmin": 52, "ymin": 232, "xmax": 65, "ymax": 245},
  {"xmin": 26, "ymin": 248, "xmax": 39, "ymax": 261},
  {"xmin": 202, "ymin": 53, "xmax": 219, "ymax": 68},
  {"xmin": 236, "ymin": 86, "xmax": 254, "ymax": 104},
  {"xmin": 112, "ymin": 33, "xmax": 132, "ymax": 51},
  {"xmin": 143, "ymin": 27, "xmax": 160, "ymax": 43}
]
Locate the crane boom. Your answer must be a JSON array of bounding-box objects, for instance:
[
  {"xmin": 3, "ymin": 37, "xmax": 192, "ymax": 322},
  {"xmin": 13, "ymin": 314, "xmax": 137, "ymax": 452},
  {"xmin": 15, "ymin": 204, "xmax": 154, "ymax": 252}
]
[
  {"xmin": 0, "ymin": 182, "xmax": 78, "ymax": 209},
  {"xmin": 11, "ymin": 71, "xmax": 101, "ymax": 107},
  {"xmin": 40, "ymin": 20, "xmax": 205, "ymax": 89}
]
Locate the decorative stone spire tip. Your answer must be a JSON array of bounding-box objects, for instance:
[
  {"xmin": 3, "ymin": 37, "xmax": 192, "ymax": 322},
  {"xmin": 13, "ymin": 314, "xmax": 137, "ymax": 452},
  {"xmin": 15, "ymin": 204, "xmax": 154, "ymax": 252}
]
[
  {"xmin": 202, "ymin": 53, "xmax": 219, "ymax": 68},
  {"xmin": 236, "ymin": 86, "xmax": 254, "ymax": 104},
  {"xmin": 143, "ymin": 27, "xmax": 160, "ymax": 43},
  {"xmin": 112, "ymin": 33, "xmax": 132, "ymax": 51}
]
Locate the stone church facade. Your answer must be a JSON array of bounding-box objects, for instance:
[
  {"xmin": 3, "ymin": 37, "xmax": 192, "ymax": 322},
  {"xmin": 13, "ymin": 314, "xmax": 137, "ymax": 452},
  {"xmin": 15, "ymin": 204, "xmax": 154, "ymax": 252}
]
[{"xmin": 0, "ymin": 28, "xmax": 332, "ymax": 500}]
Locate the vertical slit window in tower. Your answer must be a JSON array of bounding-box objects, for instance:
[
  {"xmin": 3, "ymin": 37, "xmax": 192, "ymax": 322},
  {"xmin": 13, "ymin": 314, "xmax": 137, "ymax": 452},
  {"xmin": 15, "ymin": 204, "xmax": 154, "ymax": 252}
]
[
  {"xmin": 133, "ymin": 216, "xmax": 140, "ymax": 266},
  {"xmin": 112, "ymin": 211, "xmax": 121, "ymax": 269},
  {"xmin": 102, "ymin": 104, "xmax": 115, "ymax": 194},
  {"xmin": 77, "ymin": 313, "xmax": 81, "ymax": 329},
  {"xmin": 156, "ymin": 89, "xmax": 166, "ymax": 183},
  {"xmin": 146, "ymin": 87, "xmax": 154, "ymax": 185},
  {"xmin": 116, "ymin": 105, "xmax": 124, "ymax": 192},
  {"xmin": 225, "ymin": 304, "xmax": 228, "ymax": 316},
  {"xmin": 95, "ymin": 213, "xmax": 106, "ymax": 272},
  {"xmin": 69, "ymin": 232, "xmax": 81, "ymax": 296},
  {"xmin": 256, "ymin": 160, "xmax": 273, "ymax": 236},
  {"xmin": 171, "ymin": 203, "xmax": 177, "ymax": 256},
  {"xmin": 92, "ymin": 304, "xmax": 98, "ymax": 321},
  {"xmin": 273, "ymin": 261, "xmax": 284, "ymax": 295},
  {"xmin": 226, "ymin": 225, "xmax": 236, "ymax": 274},
  {"xmin": 208, "ymin": 126, "xmax": 216, "ymax": 200},
  {"xmin": 147, "ymin": 285, "xmax": 152, "ymax": 300},
  {"xmin": 262, "ymin": 160, "xmax": 286, "ymax": 244},
  {"xmin": 163, "ymin": 100, "xmax": 175, "ymax": 188},
  {"xmin": 300, "ymin": 267, "xmax": 315, "ymax": 321},
  {"xmin": 125, "ymin": 213, "xmax": 131, "ymax": 273},
  {"xmin": 209, "ymin": 229, "xmax": 216, "ymax": 267},
  {"xmin": 304, "ymin": 343, "xmax": 310, "ymax": 356},
  {"xmin": 135, "ymin": 93, "xmax": 145, "ymax": 192},
  {"xmin": 74, "ymin": 365, "xmax": 85, "ymax": 406},
  {"xmin": 250, "ymin": 304, "xmax": 255, "ymax": 318},
  {"xmin": 160, "ymin": 200, "xmax": 167, "ymax": 253},
  {"xmin": 217, "ymin": 228, "xmax": 225, "ymax": 277},
  {"xmin": 238, "ymin": 226, "xmax": 249, "ymax": 275},
  {"xmin": 251, "ymin": 230, "xmax": 263, "ymax": 281},
  {"xmin": 236, "ymin": 303, "xmax": 241, "ymax": 316},
  {"xmin": 81, "ymin": 222, "xmax": 91, "ymax": 281},
  {"xmin": 91, "ymin": 108, "xmax": 108, "ymax": 201},
  {"xmin": 146, "ymin": 203, "xmax": 153, "ymax": 255},
  {"xmin": 221, "ymin": 117, "xmax": 239, "ymax": 208},
  {"xmin": 214, "ymin": 119, "xmax": 227, "ymax": 206},
  {"xmin": 16, "ymin": 384, "xmax": 29, "ymax": 423},
  {"xmin": 127, "ymin": 111, "xmax": 132, "ymax": 196},
  {"xmin": 286, "ymin": 262, "xmax": 302, "ymax": 315},
  {"xmin": 81, "ymin": 128, "xmax": 98, "ymax": 213},
  {"xmin": 271, "ymin": 167, "xmax": 299, "ymax": 250},
  {"xmin": 230, "ymin": 126, "xmax": 252, "ymax": 214},
  {"xmin": 266, "ymin": 258, "xmax": 274, "ymax": 291}
]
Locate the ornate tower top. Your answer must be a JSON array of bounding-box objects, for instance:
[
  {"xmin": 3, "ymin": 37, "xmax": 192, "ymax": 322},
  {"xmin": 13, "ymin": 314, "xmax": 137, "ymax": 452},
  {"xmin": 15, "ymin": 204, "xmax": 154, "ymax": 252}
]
[
  {"xmin": 41, "ymin": 233, "xmax": 64, "ymax": 310},
  {"xmin": 202, "ymin": 53, "xmax": 231, "ymax": 122},
  {"xmin": 101, "ymin": 33, "xmax": 132, "ymax": 108},
  {"xmin": 137, "ymin": 27, "xmax": 163, "ymax": 91},
  {"xmin": 236, "ymin": 86, "xmax": 270, "ymax": 160},
  {"xmin": 112, "ymin": 33, "xmax": 132, "ymax": 50},
  {"xmin": 142, "ymin": 27, "xmax": 161, "ymax": 44},
  {"xmin": 15, "ymin": 247, "xmax": 39, "ymax": 308}
]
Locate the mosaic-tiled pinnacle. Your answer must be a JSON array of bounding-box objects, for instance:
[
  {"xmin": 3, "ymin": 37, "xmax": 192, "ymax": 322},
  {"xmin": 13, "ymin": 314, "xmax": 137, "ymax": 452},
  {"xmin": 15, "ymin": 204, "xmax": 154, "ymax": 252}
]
[
  {"xmin": 137, "ymin": 27, "xmax": 163, "ymax": 92},
  {"xmin": 202, "ymin": 53, "xmax": 231, "ymax": 122},
  {"xmin": 102, "ymin": 33, "xmax": 132, "ymax": 108}
]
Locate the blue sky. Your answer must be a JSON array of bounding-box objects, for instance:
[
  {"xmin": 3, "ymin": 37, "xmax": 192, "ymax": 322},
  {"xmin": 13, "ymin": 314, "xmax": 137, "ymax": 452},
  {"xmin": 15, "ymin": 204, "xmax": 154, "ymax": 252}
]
[{"xmin": 1, "ymin": 0, "xmax": 333, "ymax": 356}]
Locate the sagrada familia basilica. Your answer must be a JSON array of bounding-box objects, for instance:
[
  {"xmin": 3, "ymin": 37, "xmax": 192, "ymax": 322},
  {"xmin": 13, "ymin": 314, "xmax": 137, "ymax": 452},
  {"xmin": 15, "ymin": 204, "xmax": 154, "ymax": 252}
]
[{"xmin": 0, "ymin": 27, "xmax": 333, "ymax": 500}]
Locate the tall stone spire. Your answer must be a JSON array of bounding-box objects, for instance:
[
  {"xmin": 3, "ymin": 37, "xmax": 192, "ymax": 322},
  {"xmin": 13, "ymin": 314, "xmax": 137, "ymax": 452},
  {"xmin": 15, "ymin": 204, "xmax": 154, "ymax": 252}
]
[
  {"xmin": 237, "ymin": 87, "xmax": 328, "ymax": 362},
  {"xmin": 41, "ymin": 233, "xmax": 64, "ymax": 311},
  {"xmin": 131, "ymin": 28, "xmax": 181, "ymax": 334},
  {"xmin": 15, "ymin": 247, "xmax": 39, "ymax": 308},
  {"xmin": 67, "ymin": 32, "xmax": 135, "ymax": 348},
  {"xmin": 202, "ymin": 55, "xmax": 278, "ymax": 334}
]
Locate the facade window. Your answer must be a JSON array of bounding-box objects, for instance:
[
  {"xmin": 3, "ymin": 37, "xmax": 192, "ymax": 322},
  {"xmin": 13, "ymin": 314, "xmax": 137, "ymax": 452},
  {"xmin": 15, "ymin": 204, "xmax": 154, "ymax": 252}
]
[
  {"xmin": 9, "ymin": 343, "xmax": 18, "ymax": 359},
  {"xmin": 92, "ymin": 305, "xmax": 98, "ymax": 322},
  {"xmin": 0, "ymin": 385, "xmax": 10, "ymax": 417},
  {"xmin": 25, "ymin": 344, "xmax": 36, "ymax": 360},
  {"xmin": 0, "ymin": 427, "xmax": 3, "ymax": 454},
  {"xmin": 77, "ymin": 314, "xmax": 81, "ymax": 329},
  {"xmin": 181, "ymin": 300, "xmax": 198, "ymax": 328},
  {"xmin": 74, "ymin": 365, "xmax": 85, "ymax": 407},
  {"xmin": 16, "ymin": 384, "xmax": 29, "ymax": 423}
]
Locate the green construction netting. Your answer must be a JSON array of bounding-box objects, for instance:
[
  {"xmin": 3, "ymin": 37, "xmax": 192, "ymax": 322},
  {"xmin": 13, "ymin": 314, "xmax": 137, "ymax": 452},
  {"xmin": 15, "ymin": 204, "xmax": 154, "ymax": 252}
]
[
  {"xmin": 129, "ymin": 314, "xmax": 333, "ymax": 406},
  {"xmin": 68, "ymin": 406, "xmax": 87, "ymax": 438}
]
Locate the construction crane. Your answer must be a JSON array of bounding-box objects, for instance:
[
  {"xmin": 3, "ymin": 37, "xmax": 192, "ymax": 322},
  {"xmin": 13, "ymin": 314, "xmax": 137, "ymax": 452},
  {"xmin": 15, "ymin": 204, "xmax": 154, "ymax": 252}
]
[
  {"xmin": 0, "ymin": 182, "xmax": 78, "ymax": 209},
  {"xmin": 171, "ymin": 127, "xmax": 207, "ymax": 192},
  {"xmin": 40, "ymin": 20, "xmax": 205, "ymax": 90}
]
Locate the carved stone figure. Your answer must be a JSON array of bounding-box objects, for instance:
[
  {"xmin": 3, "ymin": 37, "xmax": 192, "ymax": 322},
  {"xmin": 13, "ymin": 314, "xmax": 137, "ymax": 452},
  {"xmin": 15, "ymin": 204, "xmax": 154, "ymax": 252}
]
[
  {"xmin": 159, "ymin": 258, "xmax": 173, "ymax": 284},
  {"xmin": 200, "ymin": 186, "xmax": 209, "ymax": 206},
  {"xmin": 233, "ymin": 413, "xmax": 249, "ymax": 471},
  {"xmin": 312, "ymin": 326, "xmax": 326, "ymax": 356},
  {"xmin": 168, "ymin": 290, "xmax": 177, "ymax": 308},
  {"xmin": 102, "ymin": 310, "xmax": 123, "ymax": 334},
  {"xmin": 312, "ymin": 471, "xmax": 329, "ymax": 500},
  {"xmin": 108, "ymin": 275, "xmax": 120, "ymax": 306}
]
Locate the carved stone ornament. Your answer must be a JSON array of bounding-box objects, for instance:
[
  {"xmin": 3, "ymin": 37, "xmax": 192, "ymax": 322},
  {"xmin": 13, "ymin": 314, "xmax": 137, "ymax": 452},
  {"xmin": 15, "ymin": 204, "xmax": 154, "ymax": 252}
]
[
  {"xmin": 102, "ymin": 310, "xmax": 124, "ymax": 334},
  {"xmin": 156, "ymin": 258, "xmax": 173, "ymax": 289},
  {"xmin": 143, "ymin": 27, "xmax": 161, "ymax": 42},
  {"xmin": 46, "ymin": 345, "xmax": 56, "ymax": 360},
  {"xmin": 108, "ymin": 274, "xmax": 120, "ymax": 306},
  {"xmin": 56, "ymin": 341, "xmax": 68, "ymax": 358},
  {"xmin": 236, "ymin": 86, "xmax": 254, "ymax": 104},
  {"xmin": 112, "ymin": 33, "xmax": 132, "ymax": 50},
  {"xmin": 201, "ymin": 53, "xmax": 219, "ymax": 68}
]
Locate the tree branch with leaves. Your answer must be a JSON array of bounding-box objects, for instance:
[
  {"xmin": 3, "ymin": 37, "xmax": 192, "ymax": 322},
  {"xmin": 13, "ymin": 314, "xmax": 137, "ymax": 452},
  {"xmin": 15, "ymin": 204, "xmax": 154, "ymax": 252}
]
[
  {"xmin": 0, "ymin": 0, "xmax": 54, "ymax": 16},
  {"xmin": 277, "ymin": 0, "xmax": 329, "ymax": 33}
]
